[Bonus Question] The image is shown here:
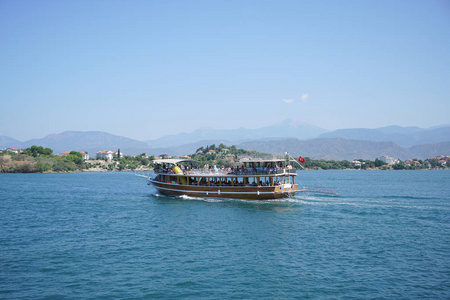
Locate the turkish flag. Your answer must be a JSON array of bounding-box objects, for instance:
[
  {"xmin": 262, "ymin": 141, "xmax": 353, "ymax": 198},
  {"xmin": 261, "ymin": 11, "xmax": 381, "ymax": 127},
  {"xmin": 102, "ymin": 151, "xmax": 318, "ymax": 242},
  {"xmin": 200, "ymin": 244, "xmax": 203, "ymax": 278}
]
[{"xmin": 298, "ymin": 156, "xmax": 305, "ymax": 164}]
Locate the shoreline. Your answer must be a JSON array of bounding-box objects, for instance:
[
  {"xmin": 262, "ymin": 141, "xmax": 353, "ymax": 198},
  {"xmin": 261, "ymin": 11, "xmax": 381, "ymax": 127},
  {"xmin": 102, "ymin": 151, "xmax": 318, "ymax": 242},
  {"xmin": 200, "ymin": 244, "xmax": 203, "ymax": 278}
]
[{"xmin": 1, "ymin": 168, "xmax": 447, "ymax": 174}]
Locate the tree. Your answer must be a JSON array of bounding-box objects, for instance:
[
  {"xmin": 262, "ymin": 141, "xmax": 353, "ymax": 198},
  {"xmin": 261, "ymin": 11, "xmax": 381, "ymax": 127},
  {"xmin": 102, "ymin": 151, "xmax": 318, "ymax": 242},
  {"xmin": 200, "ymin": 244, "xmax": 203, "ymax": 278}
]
[
  {"xmin": 428, "ymin": 159, "xmax": 438, "ymax": 168},
  {"xmin": 67, "ymin": 151, "xmax": 83, "ymax": 166},
  {"xmin": 392, "ymin": 162, "xmax": 405, "ymax": 170},
  {"xmin": 196, "ymin": 146, "xmax": 204, "ymax": 153},
  {"xmin": 374, "ymin": 158, "xmax": 385, "ymax": 167},
  {"xmin": 26, "ymin": 145, "xmax": 53, "ymax": 157},
  {"xmin": 229, "ymin": 145, "xmax": 237, "ymax": 155}
]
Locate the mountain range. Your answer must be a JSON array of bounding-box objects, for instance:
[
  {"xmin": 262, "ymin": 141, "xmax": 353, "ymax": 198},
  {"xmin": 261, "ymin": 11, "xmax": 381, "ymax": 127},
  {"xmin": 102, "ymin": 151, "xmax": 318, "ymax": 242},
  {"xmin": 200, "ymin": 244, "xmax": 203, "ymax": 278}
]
[
  {"xmin": 318, "ymin": 125, "xmax": 450, "ymax": 148},
  {"xmin": 1, "ymin": 120, "xmax": 449, "ymax": 160},
  {"xmin": 147, "ymin": 119, "xmax": 328, "ymax": 148}
]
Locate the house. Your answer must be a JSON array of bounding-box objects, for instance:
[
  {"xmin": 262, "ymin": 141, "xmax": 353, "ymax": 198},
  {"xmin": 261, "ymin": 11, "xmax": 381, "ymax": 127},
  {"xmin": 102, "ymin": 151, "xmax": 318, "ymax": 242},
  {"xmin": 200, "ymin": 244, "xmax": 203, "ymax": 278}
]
[
  {"xmin": 404, "ymin": 160, "xmax": 421, "ymax": 167},
  {"xmin": 351, "ymin": 160, "xmax": 362, "ymax": 168},
  {"xmin": 96, "ymin": 150, "xmax": 114, "ymax": 161},
  {"xmin": 160, "ymin": 154, "xmax": 172, "ymax": 159},
  {"xmin": 379, "ymin": 156, "xmax": 399, "ymax": 165},
  {"xmin": 80, "ymin": 152, "xmax": 89, "ymax": 160},
  {"xmin": 113, "ymin": 151, "xmax": 124, "ymax": 159},
  {"xmin": 220, "ymin": 148, "xmax": 230, "ymax": 154},
  {"xmin": 5, "ymin": 148, "xmax": 23, "ymax": 154}
]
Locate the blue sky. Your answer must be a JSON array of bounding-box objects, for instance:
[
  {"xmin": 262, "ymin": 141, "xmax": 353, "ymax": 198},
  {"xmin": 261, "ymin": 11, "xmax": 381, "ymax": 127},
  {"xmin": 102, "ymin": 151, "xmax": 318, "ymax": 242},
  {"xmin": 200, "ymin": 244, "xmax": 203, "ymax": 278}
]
[{"xmin": 1, "ymin": 0, "xmax": 449, "ymax": 141}]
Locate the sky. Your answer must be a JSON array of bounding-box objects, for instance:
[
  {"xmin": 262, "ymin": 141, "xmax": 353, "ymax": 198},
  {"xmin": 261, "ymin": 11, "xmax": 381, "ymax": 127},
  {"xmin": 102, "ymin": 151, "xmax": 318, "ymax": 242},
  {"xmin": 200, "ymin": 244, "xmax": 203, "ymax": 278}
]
[{"xmin": 1, "ymin": 0, "xmax": 449, "ymax": 141}]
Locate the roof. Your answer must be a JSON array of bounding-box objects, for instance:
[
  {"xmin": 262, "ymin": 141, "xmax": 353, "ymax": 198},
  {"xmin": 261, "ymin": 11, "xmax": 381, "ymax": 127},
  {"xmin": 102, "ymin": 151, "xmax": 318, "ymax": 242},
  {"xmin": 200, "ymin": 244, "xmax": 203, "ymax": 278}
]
[
  {"xmin": 238, "ymin": 158, "xmax": 286, "ymax": 163},
  {"xmin": 153, "ymin": 159, "xmax": 199, "ymax": 165}
]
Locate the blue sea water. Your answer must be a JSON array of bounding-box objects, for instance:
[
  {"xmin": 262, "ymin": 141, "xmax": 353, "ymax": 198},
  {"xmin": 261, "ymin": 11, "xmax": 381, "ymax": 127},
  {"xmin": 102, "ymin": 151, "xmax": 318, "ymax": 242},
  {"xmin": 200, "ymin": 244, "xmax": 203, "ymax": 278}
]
[{"xmin": 0, "ymin": 170, "xmax": 449, "ymax": 299}]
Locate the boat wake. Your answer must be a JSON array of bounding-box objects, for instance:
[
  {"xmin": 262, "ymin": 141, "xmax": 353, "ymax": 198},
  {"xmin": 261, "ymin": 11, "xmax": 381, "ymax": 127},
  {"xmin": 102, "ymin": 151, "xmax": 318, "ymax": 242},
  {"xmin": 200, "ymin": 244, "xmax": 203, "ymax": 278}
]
[{"xmin": 153, "ymin": 192, "xmax": 307, "ymax": 206}]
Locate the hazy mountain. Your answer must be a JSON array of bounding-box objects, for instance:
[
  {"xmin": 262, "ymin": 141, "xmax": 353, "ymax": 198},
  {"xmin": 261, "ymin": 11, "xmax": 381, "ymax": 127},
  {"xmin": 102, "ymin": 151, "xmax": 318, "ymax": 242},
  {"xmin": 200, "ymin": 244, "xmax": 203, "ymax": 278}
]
[
  {"xmin": 408, "ymin": 142, "xmax": 450, "ymax": 159},
  {"xmin": 0, "ymin": 136, "xmax": 24, "ymax": 149},
  {"xmin": 1, "ymin": 123, "xmax": 449, "ymax": 159},
  {"xmin": 319, "ymin": 125, "xmax": 450, "ymax": 147},
  {"xmin": 147, "ymin": 119, "xmax": 328, "ymax": 148},
  {"xmin": 20, "ymin": 131, "xmax": 152, "ymax": 155},
  {"xmin": 237, "ymin": 138, "xmax": 414, "ymax": 160},
  {"xmin": 237, "ymin": 138, "xmax": 450, "ymax": 160}
]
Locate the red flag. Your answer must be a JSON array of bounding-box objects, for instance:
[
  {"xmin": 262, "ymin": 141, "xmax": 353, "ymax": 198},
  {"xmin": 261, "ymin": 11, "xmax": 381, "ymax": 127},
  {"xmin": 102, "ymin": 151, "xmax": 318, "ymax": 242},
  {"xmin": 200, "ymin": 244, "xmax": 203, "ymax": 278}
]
[{"xmin": 298, "ymin": 156, "xmax": 305, "ymax": 164}]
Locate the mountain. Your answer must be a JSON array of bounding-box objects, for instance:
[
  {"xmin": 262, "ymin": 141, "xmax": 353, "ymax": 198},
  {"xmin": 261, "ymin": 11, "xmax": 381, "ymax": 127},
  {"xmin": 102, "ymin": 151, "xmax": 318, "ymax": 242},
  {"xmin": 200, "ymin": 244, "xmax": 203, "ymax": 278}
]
[
  {"xmin": 20, "ymin": 131, "xmax": 152, "ymax": 155},
  {"xmin": 0, "ymin": 136, "xmax": 23, "ymax": 149},
  {"xmin": 237, "ymin": 138, "xmax": 413, "ymax": 160},
  {"xmin": 319, "ymin": 125, "xmax": 450, "ymax": 147},
  {"xmin": 147, "ymin": 119, "xmax": 328, "ymax": 148},
  {"xmin": 1, "ymin": 122, "xmax": 449, "ymax": 159},
  {"xmin": 237, "ymin": 138, "xmax": 450, "ymax": 160},
  {"xmin": 408, "ymin": 142, "xmax": 450, "ymax": 159}
]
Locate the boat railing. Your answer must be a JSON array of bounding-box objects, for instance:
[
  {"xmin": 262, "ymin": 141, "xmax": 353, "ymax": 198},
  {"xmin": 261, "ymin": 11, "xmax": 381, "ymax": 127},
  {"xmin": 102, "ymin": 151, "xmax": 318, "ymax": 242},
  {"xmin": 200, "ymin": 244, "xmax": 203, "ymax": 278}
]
[{"xmin": 154, "ymin": 168, "xmax": 294, "ymax": 176}]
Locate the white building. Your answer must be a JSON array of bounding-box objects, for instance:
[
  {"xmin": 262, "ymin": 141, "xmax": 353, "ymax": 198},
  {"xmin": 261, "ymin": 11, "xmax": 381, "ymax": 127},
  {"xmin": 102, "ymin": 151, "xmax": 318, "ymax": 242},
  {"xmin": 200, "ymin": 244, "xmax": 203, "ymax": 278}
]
[
  {"xmin": 379, "ymin": 156, "xmax": 399, "ymax": 165},
  {"xmin": 96, "ymin": 150, "xmax": 114, "ymax": 161},
  {"xmin": 351, "ymin": 160, "xmax": 362, "ymax": 168},
  {"xmin": 5, "ymin": 148, "xmax": 23, "ymax": 154}
]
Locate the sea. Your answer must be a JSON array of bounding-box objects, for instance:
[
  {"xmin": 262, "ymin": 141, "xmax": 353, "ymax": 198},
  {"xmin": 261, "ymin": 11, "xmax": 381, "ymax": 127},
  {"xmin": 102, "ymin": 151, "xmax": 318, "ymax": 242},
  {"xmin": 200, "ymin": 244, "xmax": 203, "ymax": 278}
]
[{"xmin": 1, "ymin": 170, "xmax": 449, "ymax": 299}]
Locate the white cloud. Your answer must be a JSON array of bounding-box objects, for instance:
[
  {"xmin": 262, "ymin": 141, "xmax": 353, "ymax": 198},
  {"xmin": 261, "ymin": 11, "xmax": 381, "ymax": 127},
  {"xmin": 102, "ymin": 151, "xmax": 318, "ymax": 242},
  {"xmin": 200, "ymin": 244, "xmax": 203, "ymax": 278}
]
[
  {"xmin": 301, "ymin": 93, "xmax": 308, "ymax": 101},
  {"xmin": 283, "ymin": 99, "xmax": 294, "ymax": 104}
]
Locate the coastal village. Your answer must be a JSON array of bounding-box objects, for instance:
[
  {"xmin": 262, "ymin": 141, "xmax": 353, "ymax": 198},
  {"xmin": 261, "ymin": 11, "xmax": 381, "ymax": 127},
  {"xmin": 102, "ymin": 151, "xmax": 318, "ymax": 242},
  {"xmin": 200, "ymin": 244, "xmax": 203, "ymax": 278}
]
[{"xmin": 0, "ymin": 145, "xmax": 449, "ymax": 173}]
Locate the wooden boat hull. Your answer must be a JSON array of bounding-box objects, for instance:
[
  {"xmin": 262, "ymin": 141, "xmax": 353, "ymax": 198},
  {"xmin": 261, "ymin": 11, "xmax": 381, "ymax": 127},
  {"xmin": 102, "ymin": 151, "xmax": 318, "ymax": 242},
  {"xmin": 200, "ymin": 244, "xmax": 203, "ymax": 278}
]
[{"xmin": 150, "ymin": 180, "xmax": 298, "ymax": 200}]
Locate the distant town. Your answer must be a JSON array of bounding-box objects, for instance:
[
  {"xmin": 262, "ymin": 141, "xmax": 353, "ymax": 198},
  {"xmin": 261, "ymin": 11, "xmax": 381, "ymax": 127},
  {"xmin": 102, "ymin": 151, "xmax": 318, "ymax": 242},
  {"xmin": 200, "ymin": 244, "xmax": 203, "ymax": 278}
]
[{"xmin": 0, "ymin": 144, "xmax": 449, "ymax": 173}]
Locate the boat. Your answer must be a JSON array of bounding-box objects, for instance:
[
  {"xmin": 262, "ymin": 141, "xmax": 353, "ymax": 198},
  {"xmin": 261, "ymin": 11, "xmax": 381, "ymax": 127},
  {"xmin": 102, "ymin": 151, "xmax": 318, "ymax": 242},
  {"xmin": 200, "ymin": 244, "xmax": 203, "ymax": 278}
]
[{"xmin": 146, "ymin": 155, "xmax": 300, "ymax": 200}]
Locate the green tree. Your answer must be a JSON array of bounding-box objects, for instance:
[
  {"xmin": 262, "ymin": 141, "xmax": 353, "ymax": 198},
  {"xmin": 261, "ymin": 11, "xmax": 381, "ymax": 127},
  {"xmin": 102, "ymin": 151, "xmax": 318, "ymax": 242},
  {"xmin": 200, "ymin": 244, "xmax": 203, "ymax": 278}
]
[
  {"xmin": 392, "ymin": 162, "xmax": 405, "ymax": 170},
  {"xmin": 196, "ymin": 146, "xmax": 204, "ymax": 153},
  {"xmin": 66, "ymin": 151, "xmax": 83, "ymax": 166},
  {"xmin": 374, "ymin": 158, "xmax": 385, "ymax": 168},
  {"xmin": 26, "ymin": 145, "xmax": 53, "ymax": 157},
  {"xmin": 428, "ymin": 159, "xmax": 438, "ymax": 168},
  {"xmin": 42, "ymin": 148, "xmax": 53, "ymax": 156}
]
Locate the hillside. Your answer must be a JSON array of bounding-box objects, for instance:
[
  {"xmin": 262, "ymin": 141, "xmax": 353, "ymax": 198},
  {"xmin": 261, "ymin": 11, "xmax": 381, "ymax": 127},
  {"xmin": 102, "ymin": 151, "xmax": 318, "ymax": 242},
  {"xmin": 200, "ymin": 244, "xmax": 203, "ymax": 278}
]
[
  {"xmin": 319, "ymin": 125, "xmax": 450, "ymax": 147},
  {"xmin": 238, "ymin": 138, "xmax": 412, "ymax": 160},
  {"xmin": 408, "ymin": 141, "xmax": 450, "ymax": 159},
  {"xmin": 1, "ymin": 122, "xmax": 449, "ymax": 159},
  {"xmin": 0, "ymin": 136, "xmax": 23, "ymax": 149},
  {"xmin": 146, "ymin": 119, "xmax": 328, "ymax": 148},
  {"xmin": 21, "ymin": 131, "xmax": 152, "ymax": 155},
  {"xmin": 237, "ymin": 138, "xmax": 450, "ymax": 160}
]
